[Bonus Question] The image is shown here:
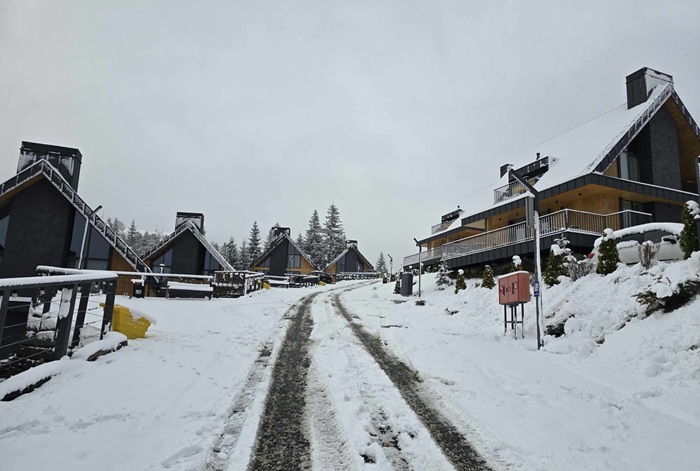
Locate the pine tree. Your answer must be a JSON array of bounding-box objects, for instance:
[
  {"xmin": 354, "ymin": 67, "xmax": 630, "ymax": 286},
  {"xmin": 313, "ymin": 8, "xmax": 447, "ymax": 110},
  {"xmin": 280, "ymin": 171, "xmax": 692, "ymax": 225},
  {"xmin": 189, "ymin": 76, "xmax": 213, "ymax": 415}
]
[
  {"xmin": 375, "ymin": 252, "xmax": 388, "ymax": 274},
  {"xmin": 247, "ymin": 221, "xmax": 262, "ymax": 265},
  {"xmin": 544, "ymin": 250, "xmax": 565, "ymax": 286},
  {"xmin": 481, "ymin": 265, "xmax": 495, "ymax": 289},
  {"xmin": 454, "ymin": 269, "xmax": 467, "ymax": 294},
  {"xmin": 435, "ymin": 259, "xmax": 452, "ymax": 290},
  {"xmin": 596, "ymin": 229, "xmax": 620, "ymax": 275},
  {"xmin": 239, "ymin": 240, "xmax": 250, "ymax": 270},
  {"xmin": 304, "ymin": 210, "xmax": 325, "ymax": 268},
  {"xmin": 323, "ymin": 204, "xmax": 346, "ymax": 266},
  {"xmin": 296, "ymin": 233, "xmax": 305, "ymax": 250},
  {"xmin": 679, "ymin": 201, "xmax": 699, "ymax": 259},
  {"xmin": 127, "ymin": 220, "xmax": 139, "ymax": 248},
  {"xmin": 222, "ymin": 237, "xmax": 238, "ymax": 268}
]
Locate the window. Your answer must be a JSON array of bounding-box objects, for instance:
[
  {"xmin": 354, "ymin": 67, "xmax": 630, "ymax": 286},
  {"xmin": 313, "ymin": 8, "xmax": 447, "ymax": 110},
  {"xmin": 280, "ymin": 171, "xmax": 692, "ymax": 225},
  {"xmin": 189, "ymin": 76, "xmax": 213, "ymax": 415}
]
[
  {"xmin": 287, "ymin": 243, "xmax": 301, "ymax": 269},
  {"xmin": 621, "ymin": 199, "xmax": 647, "ymax": 227},
  {"xmin": 0, "ymin": 213, "xmax": 9, "ymax": 266},
  {"xmin": 619, "ymin": 150, "xmax": 640, "ymax": 182},
  {"xmin": 67, "ymin": 212, "xmax": 87, "ymax": 268},
  {"xmin": 336, "ymin": 256, "xmax": 345, "ymax": 273},
  {"xmin": 203, "ymin": 250, "xmax": 220, "ymax": 276},
  {"xmin": 84, "ymin": 227, "xmax": 111, "ymax": 270},
  {"xmin": 259, "ymin": 257, "xmax": 270, "ymax": 268},
  {"xmin": 152, "ymin": 248, "xmax": 173, "ymax": 273}
]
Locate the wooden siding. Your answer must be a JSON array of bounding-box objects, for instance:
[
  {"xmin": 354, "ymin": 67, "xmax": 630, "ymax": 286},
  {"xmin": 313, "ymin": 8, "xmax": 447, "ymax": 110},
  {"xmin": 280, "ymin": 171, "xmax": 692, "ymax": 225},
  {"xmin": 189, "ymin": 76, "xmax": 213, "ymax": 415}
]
[
  {"xmin": 603, "ymin": 159, "xmax": 619, "ymax": 177},
  {"xmin": 665, "ymin": 99, "xmax": 700, "ymax": 184},
  {"xmin": 110, "ymin": 250, "xmax": 139, "ymax": 295}
]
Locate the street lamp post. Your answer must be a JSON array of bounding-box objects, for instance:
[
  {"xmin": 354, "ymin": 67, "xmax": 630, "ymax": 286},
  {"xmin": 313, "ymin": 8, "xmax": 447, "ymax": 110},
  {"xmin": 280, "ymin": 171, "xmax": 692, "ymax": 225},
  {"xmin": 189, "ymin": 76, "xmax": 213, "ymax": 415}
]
[
  {"xmin": 413, "ymin": 238, "xmax": 422, "ymax": 297},
  {"xmin": 507, "ymin": 170, "xmax": 544, "ymax": 350},
  {"xmin": 387, "ymin": 254, "xmax": 393, "ymax": 279},
  {"xmin": 78, "ymin": 205, "xmax": 102, "ymax": 270}
]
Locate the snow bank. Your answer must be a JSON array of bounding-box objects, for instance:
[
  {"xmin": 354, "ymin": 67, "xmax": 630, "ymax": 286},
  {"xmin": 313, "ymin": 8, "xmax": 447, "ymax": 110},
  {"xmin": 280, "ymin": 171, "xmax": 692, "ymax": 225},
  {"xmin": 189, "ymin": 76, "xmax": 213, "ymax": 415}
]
[
  {"xmin": 0, "ymin": 358, "xmax": 81, "ymax": 399},
  {"xmin": 72, "ymin": 331, "xmax": 128, "ymax": 361}
]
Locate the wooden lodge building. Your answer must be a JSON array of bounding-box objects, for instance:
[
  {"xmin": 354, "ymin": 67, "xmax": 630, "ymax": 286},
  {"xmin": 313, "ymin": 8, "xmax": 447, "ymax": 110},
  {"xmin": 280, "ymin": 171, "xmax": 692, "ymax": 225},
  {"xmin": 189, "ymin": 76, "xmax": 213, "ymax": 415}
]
[
  {"xmin": 0, "ymin": 142, "xmax": 149, "ymax": 295},
  {"xmin": 142, "ymin": 212, "xmax": 233, "ymax": 278},
  {"xmin": 404, "ymin": 68, "xmax": 700, "ymax": 273},
  {"xmin": 251, "ymin": 226, "xmax": 315, "ymax": 276},
  {"xmin": 323, "ymin": 241, "xmax": 375, "ymax": 275}
]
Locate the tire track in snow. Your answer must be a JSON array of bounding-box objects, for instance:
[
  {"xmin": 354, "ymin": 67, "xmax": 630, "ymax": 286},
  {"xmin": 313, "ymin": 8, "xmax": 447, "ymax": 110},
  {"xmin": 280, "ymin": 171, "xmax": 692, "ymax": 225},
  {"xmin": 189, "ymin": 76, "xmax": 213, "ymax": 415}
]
[
  {"xmin": 204, "ymin": 343, "xmax": 275, "ymax": 471},
  {"xmin": 332, "ymin": 290, "xmax": 493, "ymax": 471},
  {"xmin": 247, "ymin": 292, "xmax": 320, "ymax": 471}
]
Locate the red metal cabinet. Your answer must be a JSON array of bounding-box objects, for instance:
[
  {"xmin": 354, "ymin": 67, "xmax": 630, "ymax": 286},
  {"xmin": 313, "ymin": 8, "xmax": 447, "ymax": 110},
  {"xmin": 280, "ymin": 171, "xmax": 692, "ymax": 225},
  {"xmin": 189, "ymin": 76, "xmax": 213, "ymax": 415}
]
[{"xmin": 498, "ymin": 272, "xmax": 531, "ymax": 305}]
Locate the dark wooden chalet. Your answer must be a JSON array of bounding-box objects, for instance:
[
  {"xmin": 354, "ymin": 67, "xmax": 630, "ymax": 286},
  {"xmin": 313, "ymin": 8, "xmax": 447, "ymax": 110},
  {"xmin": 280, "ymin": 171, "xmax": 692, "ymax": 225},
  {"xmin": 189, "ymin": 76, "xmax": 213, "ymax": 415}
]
[
  {"xmin": 251, "ymin": 227, "xmax": 315, "ymax": 276},
  {"xmin": 324, "ymin": 241, "xmax": 374, "ymax": 275}
]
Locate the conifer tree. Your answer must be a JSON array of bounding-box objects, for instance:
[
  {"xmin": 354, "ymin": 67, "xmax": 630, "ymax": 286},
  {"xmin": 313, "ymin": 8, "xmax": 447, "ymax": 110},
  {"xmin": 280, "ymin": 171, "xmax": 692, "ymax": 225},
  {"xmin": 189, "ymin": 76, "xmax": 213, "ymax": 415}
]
[
  {"xmin": 222, "ymin": 237, "xmax": 238, "ymax": 268},
  {"xmin": 304, "ymin": 210, "xmax": 325, "ymax": 268},
  {"xmin": 264, "ymin": 223, "xmax": 281, "ymax": 253},
  {"xmin": 247, "ymin": 221, "xmax": 262, "ymax": 265},
  {"xmin": 126, "ymin": 220, "xmax": 138, "ymax": 248},
  {"xmin": 596, "ymin": 229, "xmax": 620, "ymax": 275},
  {"xmin": 435, "ymin": 259, "xmax": 452, "ymax": 290},
  {"xmin": 481, "ymin": 265, "xmax": 495, "ymax": 289},
  {"xmin": 454, "ymin": 269, "xmax": 467, "ymax": 294},
  {"xmin": 323, "ymin": 204, "xmax": 346, "ymax": 265},
  {"xmin": 375, "ymin": 252, "xmax": 388, "ymax": 274},
  {"xmin": 296, "ymin": 233, "xmax": 305, "ymax": 250},
  {"xmin": 239, "ymin": 240, "xmax": 250, "ymax": 270},
  {"xmin": 679, "ymin": 201, "xmax": 699, "ymax": 259}
]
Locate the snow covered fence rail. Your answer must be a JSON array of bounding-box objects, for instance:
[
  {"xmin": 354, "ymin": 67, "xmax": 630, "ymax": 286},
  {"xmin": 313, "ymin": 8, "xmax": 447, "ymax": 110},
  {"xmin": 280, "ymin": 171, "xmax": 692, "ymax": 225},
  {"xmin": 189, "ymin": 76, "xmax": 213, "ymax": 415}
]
[{"xmin": 0, "ymin": 266, "xmax": 118, "ymax": 380}]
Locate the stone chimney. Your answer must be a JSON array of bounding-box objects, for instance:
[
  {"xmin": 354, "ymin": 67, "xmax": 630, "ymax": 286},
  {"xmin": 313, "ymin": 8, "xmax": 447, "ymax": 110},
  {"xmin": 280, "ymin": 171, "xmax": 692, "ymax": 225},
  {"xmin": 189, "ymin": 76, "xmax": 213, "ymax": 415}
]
[
  {"xmin": 271, "ymin": 226, "xmax": 290, "ymax": 240},
  {"xmin": 18, "ymin": 141, "xmax": 82, "ymax": 190},
  {"xmin": 625, "ymin": 67, "xmax": 673, "ymax": 109},
  {"xmin": 346, "ymin": 239, "xmax": 358, "ymax": 248},
  {"xmin": 175, "ymin": 212, "xmax": 205, "ymax": 233}
]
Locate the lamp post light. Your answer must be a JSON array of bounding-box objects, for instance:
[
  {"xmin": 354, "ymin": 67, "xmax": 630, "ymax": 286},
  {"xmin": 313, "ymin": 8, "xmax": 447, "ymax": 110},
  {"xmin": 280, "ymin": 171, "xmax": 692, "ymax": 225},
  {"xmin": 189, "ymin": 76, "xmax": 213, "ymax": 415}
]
[
  {"xmin": 387, "ymin": 254, "xmax": 393, "ymax": 279},
  {"xmin": 78, "ymin": 205, "xmax": 102, "ymax": 270},
  {"xmin": 413, "ymin": 238, "xmax": 422, "ymax": 297}
]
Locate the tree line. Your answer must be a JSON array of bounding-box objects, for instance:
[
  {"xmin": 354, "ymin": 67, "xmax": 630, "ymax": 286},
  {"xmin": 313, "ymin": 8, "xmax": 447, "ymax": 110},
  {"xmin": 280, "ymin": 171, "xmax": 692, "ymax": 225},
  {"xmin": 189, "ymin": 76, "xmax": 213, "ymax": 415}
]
[{"xmin": 107, "ymin": 203, "xmax": 367, "ymax": 272}]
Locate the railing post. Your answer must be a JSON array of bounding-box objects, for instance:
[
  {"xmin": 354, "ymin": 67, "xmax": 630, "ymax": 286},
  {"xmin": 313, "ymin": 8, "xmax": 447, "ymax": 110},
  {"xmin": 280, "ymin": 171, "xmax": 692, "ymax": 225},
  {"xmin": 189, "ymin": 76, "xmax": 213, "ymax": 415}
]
[
  {"xmin": 54, "ymin": 285, "xmax": 78, "ymax": 360},
  {"xmin": 71, "ymin": 283, "xmax": 92, "ymax": 349},
  {"xmin": 565, "ymin": 209, "xmax": 570, "ymax": 229},
  {"xmin": 0, "ymin": 290, "xmax": 10, "ymax": 352},
  {"xmin": 100, "ymin": 280, "xmax": 116, "ymax": 340}
]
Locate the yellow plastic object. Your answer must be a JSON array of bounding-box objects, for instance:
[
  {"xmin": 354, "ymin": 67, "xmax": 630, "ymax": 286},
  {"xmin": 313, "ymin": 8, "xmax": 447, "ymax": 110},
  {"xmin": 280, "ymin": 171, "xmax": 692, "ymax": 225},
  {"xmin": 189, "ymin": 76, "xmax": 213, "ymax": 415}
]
[
  {"xmin": 263, "ymin": 282, "xmax": 271, "ymax": 289},
  {"xmin": 319, "ymin": 281, "xmax": 326, "ymax": 286},
  {"xmin": 101, "ymin": 304, "xmax": 152, "ymax": 339}
]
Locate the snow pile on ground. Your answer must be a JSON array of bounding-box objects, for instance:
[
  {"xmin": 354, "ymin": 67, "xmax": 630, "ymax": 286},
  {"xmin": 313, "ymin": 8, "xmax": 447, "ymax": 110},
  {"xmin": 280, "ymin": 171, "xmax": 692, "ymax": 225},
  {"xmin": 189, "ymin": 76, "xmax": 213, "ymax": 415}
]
[
  {"xmin": 341, "ymin": 257, "xmax": 700, "ymax": 470},
  {"xmin": 71, "ymin": 331, "xmax": 128, "ymax": 361}
]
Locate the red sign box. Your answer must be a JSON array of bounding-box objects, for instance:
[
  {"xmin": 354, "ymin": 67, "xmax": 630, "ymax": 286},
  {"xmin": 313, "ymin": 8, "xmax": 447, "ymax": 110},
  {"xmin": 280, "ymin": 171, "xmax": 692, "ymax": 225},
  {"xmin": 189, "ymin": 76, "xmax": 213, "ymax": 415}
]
[{"xmin": 498, "ymin": 272, "xmax": 531, "ymax": 305}]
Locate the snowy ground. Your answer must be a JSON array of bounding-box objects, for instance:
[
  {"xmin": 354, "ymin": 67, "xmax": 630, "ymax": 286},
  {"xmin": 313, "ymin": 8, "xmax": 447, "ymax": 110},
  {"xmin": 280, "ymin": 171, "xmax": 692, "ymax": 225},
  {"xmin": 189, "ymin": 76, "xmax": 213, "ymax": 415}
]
[
  {"xmin": 340, "ymin": 257, "xmax": 700, "ymax": 471},
  {"xmin": 0, "ymin": 286, "xmax": 327, "ymax": 471},
  {"xmin": 1, "ymin": 257, "xmax": 698, "ymax": 470}
]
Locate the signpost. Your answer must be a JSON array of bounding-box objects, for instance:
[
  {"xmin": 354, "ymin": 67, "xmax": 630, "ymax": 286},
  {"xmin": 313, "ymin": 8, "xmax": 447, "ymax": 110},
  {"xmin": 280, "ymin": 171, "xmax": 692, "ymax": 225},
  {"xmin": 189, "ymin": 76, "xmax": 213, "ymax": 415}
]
[{"xmin": 508, "ymin": 169, "xmax": 545, "ymax": 350}]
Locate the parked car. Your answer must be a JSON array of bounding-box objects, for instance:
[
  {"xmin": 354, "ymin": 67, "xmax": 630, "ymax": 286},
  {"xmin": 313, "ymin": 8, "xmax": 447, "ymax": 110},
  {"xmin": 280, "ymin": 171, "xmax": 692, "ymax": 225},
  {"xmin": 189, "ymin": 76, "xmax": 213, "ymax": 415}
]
[{"xmin": 588, "ymin": 223, "xmax": 684, "ymax": 265}]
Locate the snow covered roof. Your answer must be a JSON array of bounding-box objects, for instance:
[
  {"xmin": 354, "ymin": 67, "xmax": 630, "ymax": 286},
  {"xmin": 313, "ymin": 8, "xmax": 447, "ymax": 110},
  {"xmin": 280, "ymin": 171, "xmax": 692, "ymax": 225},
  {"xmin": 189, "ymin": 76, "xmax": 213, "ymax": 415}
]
[
  {"xmin": 322, "ymin": 243, "xmax": 374, "ymax": 272},
  {"xmin": 252, "ymin": 233, "xmax": 315, "ymax": 269},
  {"xmin": 143, "ymin": 220, "xmax": 233, "ymax": 271},
  {"xmin": 445, "ymin": 83, "xmax": 678, "ymax": 230}
]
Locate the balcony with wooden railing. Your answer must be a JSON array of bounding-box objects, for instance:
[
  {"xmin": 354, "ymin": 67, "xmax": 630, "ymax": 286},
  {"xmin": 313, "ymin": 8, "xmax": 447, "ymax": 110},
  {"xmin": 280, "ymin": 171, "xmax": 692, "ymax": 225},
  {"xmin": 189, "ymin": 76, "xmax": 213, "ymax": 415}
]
[{"xmin": 403, "ymin": 209, "xmax": 652, "ymax": 267}]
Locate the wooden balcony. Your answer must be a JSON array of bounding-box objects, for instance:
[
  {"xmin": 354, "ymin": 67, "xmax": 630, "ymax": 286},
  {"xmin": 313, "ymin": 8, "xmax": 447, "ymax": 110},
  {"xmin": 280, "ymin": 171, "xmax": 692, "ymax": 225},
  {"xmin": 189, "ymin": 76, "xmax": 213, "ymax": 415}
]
[{"xmin": 403, "ymin": 209, "xmax": 652, "ymax": 268}]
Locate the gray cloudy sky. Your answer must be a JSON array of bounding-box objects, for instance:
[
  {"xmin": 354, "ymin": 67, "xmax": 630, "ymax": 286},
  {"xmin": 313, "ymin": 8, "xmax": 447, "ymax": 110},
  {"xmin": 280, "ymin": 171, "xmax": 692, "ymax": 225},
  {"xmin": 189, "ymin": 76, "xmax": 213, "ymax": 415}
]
[{"xmin": 1, "ymin": 0, "xmax": 699, "ymax": 267}]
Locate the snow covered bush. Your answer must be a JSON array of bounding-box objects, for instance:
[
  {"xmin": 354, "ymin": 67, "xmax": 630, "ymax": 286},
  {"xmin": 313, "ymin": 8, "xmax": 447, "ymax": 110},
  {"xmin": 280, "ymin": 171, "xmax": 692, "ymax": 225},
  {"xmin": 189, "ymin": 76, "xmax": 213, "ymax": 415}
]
[
  {"xmin": 680, "ymin": 200, "xmax": 699, "ymax": 259},
  {"xmin": 393, "ymin": 276, "xmax": 401, "ymax": 295},
  {"xmin": 544, "ymin": 238, "xmax": 571, "ymax": 286},
  {"xmin": 454, "ymin": 269, "xmax": 466, "ymax": 294},
  {"xmin": 481, "ymin": 265, "xmax": 495, "ymax": 289},
  {"xmin": 435, "ymin": 259, "xmax": 453, "ymax": 290},
  {"xmin": 638, "ymin": 240, "xmax": 659, "ymax": 270},
  {"xmin": 596, "ymin": 229, "xmax": 620, "ymax": 275},
  {"xmin": 509, "ymin": 255, "xmax": 522, "ymax": 272},
  {"xmin": 568, "ymin": 258, "xmax": 594, "ymax": 281}
]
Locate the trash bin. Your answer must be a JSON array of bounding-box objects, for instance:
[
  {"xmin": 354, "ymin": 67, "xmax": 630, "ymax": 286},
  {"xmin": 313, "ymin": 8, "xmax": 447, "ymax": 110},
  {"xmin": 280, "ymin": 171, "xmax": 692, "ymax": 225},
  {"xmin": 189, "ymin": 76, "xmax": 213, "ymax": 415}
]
[
  {"xmin": 401, "ymin": 272, "xmax": 413, "ymax": 296},
  {"xmin": 131, "ymin": 279, "xmax": 144, "ymax": 298}
]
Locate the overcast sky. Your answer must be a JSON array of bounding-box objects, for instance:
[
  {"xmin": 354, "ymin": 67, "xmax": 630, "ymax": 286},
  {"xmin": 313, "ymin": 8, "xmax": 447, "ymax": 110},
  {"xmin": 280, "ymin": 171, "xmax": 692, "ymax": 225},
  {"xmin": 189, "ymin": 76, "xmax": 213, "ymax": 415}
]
[{"xmin": 1, "ymin": 0, "xmax": 699, "ymax": 268}]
